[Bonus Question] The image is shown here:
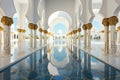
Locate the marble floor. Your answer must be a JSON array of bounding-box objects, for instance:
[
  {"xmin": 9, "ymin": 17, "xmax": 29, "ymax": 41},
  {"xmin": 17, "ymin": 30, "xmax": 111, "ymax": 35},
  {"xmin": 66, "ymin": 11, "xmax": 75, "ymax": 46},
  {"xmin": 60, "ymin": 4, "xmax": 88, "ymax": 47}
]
[
  {"xmin": 79, "ymin": 40, "xmax": 120, "ymax": 71},
  {"xmin": 1, "ymin": 40, "xmax": 120, "ymax": 80},
  {"xmin": 0, "ymin": 39, "xmax": 44, "ymax": 70},
  {"xmin": 0, "ymin": 40, "xmax": 120, "ymax": 80}
]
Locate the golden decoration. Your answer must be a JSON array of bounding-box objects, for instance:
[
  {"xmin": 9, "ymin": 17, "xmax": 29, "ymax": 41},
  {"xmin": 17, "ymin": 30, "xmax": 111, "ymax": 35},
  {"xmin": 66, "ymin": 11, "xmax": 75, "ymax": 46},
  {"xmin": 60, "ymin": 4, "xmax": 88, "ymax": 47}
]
[
  {"xmin": 0, "ymin": 26, "xmax": 4, "ymax": 31},
  {"xmin": 39, "ymin": 28, "xmax": 43, "ymax": 32},
  {"xmin": 17, "ymin": 29, "xmax": 23, "ymax": 32},
  {"xmin": 82, "ymin": 24, "xmax": 87, "ymax": 30},
  {"xmin": 77, "ymin": 28, "xmax": 81, "ymax": 32},
  {"xmin": 28, "ymin": 23, "xmax": 34, "ymax": 29},
  {"xmin": 102, "ymin": 18, "xmax": 109, "ymax": 26},
  {"xmin": 1, "ymin": 16, "xmax": 13, "ymax": 26},
  {"xmin": 23, "ymin": 29, "xmax": 26, "ymax": 33},
  {"xmin": 86, "ymin": 23, "xmax": 92, "ymax": 30},
  {"xmin": 73, "ymin": 30, "xmax": 77, "ymax": 34},
  {"xmin": 43, "ymin": 30, "xmax": 48, "ymax": 34},
  {"xmin": 17, "ymin": 29, "xmax": 26, "ymax": 33},
  {"xmin": 33, "ymin": 24, "xmax": 38, "ymax": 30},
  {"xmin": 108, "ymin": 16, "xmax": 118, "ymax": 25},
  {"xmin": 28, "ymin": 23, "xmax": 38, "ymax": 30}
]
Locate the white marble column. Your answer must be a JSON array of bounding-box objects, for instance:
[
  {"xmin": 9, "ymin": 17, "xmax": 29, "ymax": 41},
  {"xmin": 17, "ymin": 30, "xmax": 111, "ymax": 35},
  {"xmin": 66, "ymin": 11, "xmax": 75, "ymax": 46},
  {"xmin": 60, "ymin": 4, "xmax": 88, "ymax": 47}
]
[
  {"xmin": 86, "ymin": 23, "xmax": 92, "ymax": 49},
  {"xmin": 34, "ymin": 30, "xmax": 36, "ymax": 48},
  {"xmin": 30, "ymin": 29, "xmax": 33, "ymax": 48},
  {"xmin": 0, "ymin": 31, "xmax": 2, "ymax": 53},
  {"xmin": 18, "ymin": 31, "xmax": 22, "ymax": 43},
  {"xmin": 117, "ymin": 27, "xmax": 120, "ymax": 43},
  {"xmin": 87, "ymin": 30, "xmax": 91, "ymax": 48},
  {"xmin": 3, "ymin": 26, "xmax": 11, "ymax": 55},
  {"xmin": 105, "ymin": 27, "xmax": 109, "ymax": 54},
  {"xmin": 83, "ymin": 24, "xmax": 87, "ymax": 48},
  {"xmin": 78, "ymin": 28, "xmax": 81, "ymax": 47},
  {"xmin": 39, "ymin": 28, "xmax": 43, "ymax": 46},
  {"xmin": 102, "ymin": 18, "xmax": 109, "ymax": 54},
  {"xmin": 1, "ymin": 16, "xmax": 13, "ymax": 55},
  {"xmin": 33, "ymin": 24, "xmax": 38, "ymax": 49},
  {"xmin": 40, "ymin": 33, "xmax": 42, "ymax": 46},
  {"xmin": 77, "ymin": 31, "xmax": 81, "ymax": 48},
  {"xmin": 110, "ymin": 25, "xmax": 116, "ymax": 54},
  {"xmin": 84, "ymin": 30, "xmax": 87, "ymax": 48},
  {"xmin": 44, "ymin": 34, "xmax": 47, "ymax": 45},
  {"xmin": 118, "ymin": 31, "xmax": 120, "ymax": 43},
  {"xmin": 0, "ymin": 31, "xmax": 2, "ymax": 45},
  {"xmin": 108, "ymin": 16, "xmax": 118, "ymax": 54}
]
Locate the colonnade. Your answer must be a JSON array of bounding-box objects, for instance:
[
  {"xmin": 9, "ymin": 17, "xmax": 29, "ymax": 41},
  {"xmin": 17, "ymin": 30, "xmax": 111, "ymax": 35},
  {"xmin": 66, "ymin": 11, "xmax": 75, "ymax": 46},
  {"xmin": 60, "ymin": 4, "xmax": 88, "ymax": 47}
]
[{"xmin": 0, "ymin": 15, "xmax": 120, "ymax": 56}]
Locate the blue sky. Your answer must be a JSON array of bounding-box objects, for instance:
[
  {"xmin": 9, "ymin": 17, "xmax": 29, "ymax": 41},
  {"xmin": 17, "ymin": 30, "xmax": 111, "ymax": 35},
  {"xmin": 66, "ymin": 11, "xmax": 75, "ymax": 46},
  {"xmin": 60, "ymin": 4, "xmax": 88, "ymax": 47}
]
[
  {"xmin": 92, "ymin": 20, "xmax": 101, "ymax": 32},
  {"xmin": 53, "ymin": 23, "xmax": 67, "ymax": 34}
]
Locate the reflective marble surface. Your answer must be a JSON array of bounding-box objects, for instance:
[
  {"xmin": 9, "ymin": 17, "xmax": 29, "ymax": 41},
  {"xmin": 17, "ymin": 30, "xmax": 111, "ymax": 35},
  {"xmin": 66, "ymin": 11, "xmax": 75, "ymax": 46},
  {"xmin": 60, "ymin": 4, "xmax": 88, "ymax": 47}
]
[
  {"xmin": 0, "ymin": 40, "xmax": 43, "ymax": 70},
  {"xmin": 78, "ymin": 40, "xmax": 120, "ymax": 71},
  {"xmin": 0, "ymin": 40, "xmax": 120, "ymax": 80}
]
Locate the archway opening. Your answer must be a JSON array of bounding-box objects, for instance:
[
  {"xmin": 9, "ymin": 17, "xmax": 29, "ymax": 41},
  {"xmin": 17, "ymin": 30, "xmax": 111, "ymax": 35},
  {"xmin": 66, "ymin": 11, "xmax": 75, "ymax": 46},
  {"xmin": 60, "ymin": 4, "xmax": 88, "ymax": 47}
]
[{"xmin": 48, "ymin": 11, "xmax": 72, "ymax": 40}]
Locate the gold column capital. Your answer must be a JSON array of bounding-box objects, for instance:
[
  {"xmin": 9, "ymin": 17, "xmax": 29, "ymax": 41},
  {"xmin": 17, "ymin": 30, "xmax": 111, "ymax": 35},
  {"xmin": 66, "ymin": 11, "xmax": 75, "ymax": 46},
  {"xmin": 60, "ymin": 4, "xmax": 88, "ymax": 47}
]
[
  {"xmin": 23, "ymin": 29, "xmax": 26, "ymax": 33},
  {"xmin": 82, "ymin": 24, "xmax": 87, "ymax": 30},
  {"xmin": 17, "ymin": 29, "xmax": 22, "ymax": 33},
  {"xmin": 86, "ymin": 23, "xmax": 92, "ymax": 30},
  {"xmin": 43, "ymin": 30, "xmax": 48, "ymax": 34},
  {"xmin": 73, "ymin": 30, "xmax": 77, "ymax": 34},
  {"xmin": 102, "ymin": 18, "xmax": 109, "ymax": 26},
  {"xmin": 33, "ymin": 24, "xmax": 38, "ymax": 30},
  {"xmin": 77, "ymin": 28, "xmax": 81, "ymax": 32},
  {"xmin": 1, "ymin": 16, "xmax": 13, "ymax": 26},
  {"xmin": 28, "ymin": 23, "xmax": 34, "ymax": 30},
  {"xmin": 108, "ymin": 16, "xmax": 118, "ymax": 25},
  {"xmin": 39, "ymin": 28, "xmax": 43, "ymax": 32},
  {"xmin": 17, "ymin": 29, "xmax": 26, "ymax": 33},
  {"xmin": 28, "ymin": 23, "xmax": 38, "ymax": 30}
]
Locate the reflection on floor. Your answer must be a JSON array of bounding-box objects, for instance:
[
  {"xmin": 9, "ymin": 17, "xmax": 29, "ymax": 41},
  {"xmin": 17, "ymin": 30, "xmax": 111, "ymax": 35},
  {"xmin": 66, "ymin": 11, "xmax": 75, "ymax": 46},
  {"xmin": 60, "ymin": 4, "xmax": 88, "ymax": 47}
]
[{"xmin": 0, "ymin": 40, "xmax": 120, "ymax": 80}]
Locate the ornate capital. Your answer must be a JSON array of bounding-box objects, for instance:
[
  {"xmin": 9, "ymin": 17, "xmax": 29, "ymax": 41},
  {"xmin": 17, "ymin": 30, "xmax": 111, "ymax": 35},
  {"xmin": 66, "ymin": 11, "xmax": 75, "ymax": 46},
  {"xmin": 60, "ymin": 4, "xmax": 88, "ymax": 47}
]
[
  {"xmin": 0, "ymin": 26, "xmax": 4, "ymax": 31},
  {"xmin": 23, "ymin": 29, "xmax": 26, "ymax": 33},
  {"xmin": 73, "ymin": 30, "xmax": 77, "ymax": 34},
  {"xmin": 1, "ymin": 16, "xmax": 13, "ymax": 26},
  {"xmin": 78, "ymin": 28, "xmax": 81, "ymax": 32},
  {"xmin": 28, "ymin": 23, "xmax": 34, "ymax": 30},
  {"xmin": 17, "ymin": 29, "xmax": 26, "ymax": 33},
  {"xmin": 28, "ymin": 23, "xmax": 38, "ymax": 30},
  {"xmin": 102, "ymin": 18, "xmax": 109, "ymax": 26},
  {"xmin": 43, "ymin": 30, "xmax": 48, "ymax": 34},
  {"xmin": 108, "ymin": 16, "xmax": 118, "ymax": 25},
  {"xmin": 86, "ymin": 23, "xmax": 92, "ymax": 30},
  {"xmin": 33, "ymin": 24, "xmax": 38, "ymax": 30},
  {"xmin": 82, "ymin": 24, "xmax": 87, "ymax": 30},
  {"xmin": 39, "ymin": 28, "xmax": 43, "ymax": 32}
]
